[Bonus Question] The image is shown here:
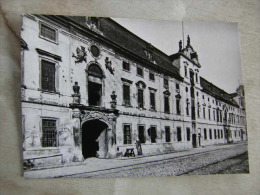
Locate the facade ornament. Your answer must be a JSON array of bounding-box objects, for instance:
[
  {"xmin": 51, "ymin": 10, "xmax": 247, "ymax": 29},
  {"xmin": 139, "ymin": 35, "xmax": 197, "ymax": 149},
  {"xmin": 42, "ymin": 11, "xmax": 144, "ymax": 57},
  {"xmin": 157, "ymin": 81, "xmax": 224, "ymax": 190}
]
[
  {"xmin": 110, "ymin": 91, "xmax": 117, "ymax": 109},
  {"xmin": 179, "ymin": 40, "xmax": 182, "ymax": 52},
  {"xmin": 72, "ymin": 82, "xmax": 81, "ymax": 104},
  {"xmin": 105, "ymin": 57, "xmax": 115, "ymax": 74},
  {"xmin": 72, "ymin": 46, "xmax": 87, "ymax": 63},
  {"xmin": 187, "ymin": 35, "xmax": 190, "ymax": 46},
  {"xmin": 81, "ymin": 111, "xmax": 115, "ymax": 125}
]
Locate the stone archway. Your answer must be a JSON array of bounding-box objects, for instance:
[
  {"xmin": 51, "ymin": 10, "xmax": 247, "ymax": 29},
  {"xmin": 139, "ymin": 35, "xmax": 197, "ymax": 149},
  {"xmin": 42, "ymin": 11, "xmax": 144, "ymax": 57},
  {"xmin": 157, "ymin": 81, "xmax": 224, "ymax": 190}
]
[
  {"xmin": 79, "ymin": 110, "xmax": 117, "ymax": 159},
  {"xmin": 82, "ymin": 119, "xmax": 108, "ymax": 159}
]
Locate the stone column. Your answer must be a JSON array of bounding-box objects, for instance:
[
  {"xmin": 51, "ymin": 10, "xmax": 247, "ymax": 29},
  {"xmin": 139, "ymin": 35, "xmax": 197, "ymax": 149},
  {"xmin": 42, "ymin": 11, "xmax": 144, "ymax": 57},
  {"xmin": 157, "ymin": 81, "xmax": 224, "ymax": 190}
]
[{"xmin": 71, "ymin": 108, "xmax": 84, "ymax": 162}]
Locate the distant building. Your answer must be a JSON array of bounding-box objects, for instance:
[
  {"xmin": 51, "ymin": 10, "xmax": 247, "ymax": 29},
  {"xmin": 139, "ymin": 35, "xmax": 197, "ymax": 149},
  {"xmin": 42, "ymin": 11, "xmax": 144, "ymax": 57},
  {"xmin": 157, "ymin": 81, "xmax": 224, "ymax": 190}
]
[{"xmin": 21, "ymin": 15, "xmax": 247, "ymax": 167}]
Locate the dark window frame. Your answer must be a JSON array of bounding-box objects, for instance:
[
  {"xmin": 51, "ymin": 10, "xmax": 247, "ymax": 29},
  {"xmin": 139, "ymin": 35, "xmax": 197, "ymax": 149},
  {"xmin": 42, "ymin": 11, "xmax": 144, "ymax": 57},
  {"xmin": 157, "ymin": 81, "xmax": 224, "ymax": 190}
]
[
  {"xmin": 123, "ymin": 124, "xmax": 132, "ymax": 145},
  {"xmin": 42, "ymin": 118, "xmax": 58, "ymax": 147},
  {"xmin": 122, "ymin": 61, "xmax": 130, "ymax": 72},
  {"xmin": 186, "ymin": 127, "xmax": 190, "ymax": 141},
  {"xmin": 41, "ymin": 59, "xmax": 57, "ymax": 92},
  {"xmin": 138, "ymin": 125, "xmax": 146, "ymax": 144},
  {"xmin": 136, "ymin": 66, "xmax": 143, "ymax": 77},
  {"xmin": 177, "ymin": 127, "xmax": 182, "ymax": 142},
  {"xmin": 165, "ymin": 126, "xmax": 171, "ymax": 143},
  {"xmin": 39, "ymin": 22, "xmax": 58, "ymax": 43},
  {"xmin": 123, "ymin": 84, "xmax": 131, "ymax": 106}
]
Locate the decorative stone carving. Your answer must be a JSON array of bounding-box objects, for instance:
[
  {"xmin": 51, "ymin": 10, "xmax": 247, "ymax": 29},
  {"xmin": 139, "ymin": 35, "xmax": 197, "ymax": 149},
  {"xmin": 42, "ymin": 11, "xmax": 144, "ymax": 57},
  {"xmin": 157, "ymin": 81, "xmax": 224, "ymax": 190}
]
[
  {"xmin": 110, "ymin": 91, "xmax": 117, "ymax": 109},
  {"xmin": 187, "ymin": 35, "xmax": 191, "ymax": 46},
  {"xmin": 105, "ymin": 57, "xmax": 114, "ymax": 74},
  {"xmin": 81, "ymin": 111, "xmax": 115, "ymax": 125},
  {"xmin": 179, "ymin": 40, "xmax": 182, "ymax": 52},
  {"xmin": 72, "ymin": 82, "xmax": 81, "ymax": 104},
  {"xmin": 72, "ymin": 46, "xmax": 87, "ymax": 63}
]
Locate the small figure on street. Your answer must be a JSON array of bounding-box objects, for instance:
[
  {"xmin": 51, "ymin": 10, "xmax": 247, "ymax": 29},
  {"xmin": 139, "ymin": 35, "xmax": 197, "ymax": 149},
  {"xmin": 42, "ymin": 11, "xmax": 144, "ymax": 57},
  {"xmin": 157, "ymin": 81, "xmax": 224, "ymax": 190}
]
[{"xmin": 135, "ymin": 140, "xmax": 143, "ymax": 155}]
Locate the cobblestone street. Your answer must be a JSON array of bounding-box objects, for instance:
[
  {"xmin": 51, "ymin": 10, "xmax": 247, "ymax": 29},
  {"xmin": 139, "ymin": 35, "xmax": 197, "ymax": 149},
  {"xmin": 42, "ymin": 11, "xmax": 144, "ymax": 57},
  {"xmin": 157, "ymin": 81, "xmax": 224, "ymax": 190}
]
[{"xmin": 24, "ymin": 142, "xmax": 248, "ymax": 178}]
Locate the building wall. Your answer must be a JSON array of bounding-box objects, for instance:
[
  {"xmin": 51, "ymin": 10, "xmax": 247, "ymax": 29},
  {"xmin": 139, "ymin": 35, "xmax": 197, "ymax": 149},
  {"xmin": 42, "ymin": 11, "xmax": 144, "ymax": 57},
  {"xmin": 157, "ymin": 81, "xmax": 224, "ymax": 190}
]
[{"xmin": 21, "ymin": 14, "xmax": 247, "ymax": 166}]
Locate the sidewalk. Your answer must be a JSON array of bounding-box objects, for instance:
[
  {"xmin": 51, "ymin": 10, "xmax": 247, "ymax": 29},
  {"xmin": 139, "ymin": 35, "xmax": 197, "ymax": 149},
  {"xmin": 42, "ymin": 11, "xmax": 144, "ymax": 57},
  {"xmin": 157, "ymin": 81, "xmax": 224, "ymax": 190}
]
[{"xmin": 24, "ymin": 142, "xmax": 247, "ymax": 178}]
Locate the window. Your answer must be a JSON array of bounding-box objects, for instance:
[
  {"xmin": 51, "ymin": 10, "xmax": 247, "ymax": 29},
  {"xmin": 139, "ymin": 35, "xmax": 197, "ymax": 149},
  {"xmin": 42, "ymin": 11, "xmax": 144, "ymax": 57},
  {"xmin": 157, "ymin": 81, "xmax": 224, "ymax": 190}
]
[
  {"xmin": 177, "ymin": 127, "xmax": 182, "ymax": 142},
  {"xmin": 150, "ymin": 92, "xmax": 156, "ymax": 110},
  {"xmin": 214, "ymin": 129, "xmax": 217, "ymax": 139},
  {"xmin": 150, "ymin": 126, "xmax": 157, "ymax": 143},
  {"xmin": 203, "ymin": 107, "xmax": 206, "ymax": 119},
  {"xmin": 197, "ymin": 105, "xmax": 200, "ymax": 118},
  {"xmin": 208, "ymin": 108, "xmax": 211, "ymax": 120},
  {"xmin": 202, "ymin": 95, "xmax": 204, "ymax": 99},
  {"xmin": 123, "ymin": 84, "xmax": 131, "ymax": 106},
  {"xmin": 186, "ymin": 99, "xmax": 189, "ymax": 115},
  {"xmin": 234, "ymin": 130, "xmax": 236, "ymax": 137},
  {"xmin": 186, "ymin": 127, "xmax": 190, "ymax": 141},
  {"xmin": 137, "ymin": 67, "xmax": 143, "ymax": 77},
  {"xmin": 195, "ymin": 73, "xmax": 198, "ymax": 82},
  {"xmin": 213, "ymin": 110, "xmax": 215, "ymax": 121},
  {"xmin": 176, "ymin": 83, "xmax": 180, "ymax": 90},
  {"xmin": 186, "ymin": 87, "xmax": 188, "ymax": 92},
  {"xmin": 204, "ymin": 128, "xmax": 207, "ymax": 140},
  {"xmin": 41, "ymin": 60, "xmax": 56, "ymax": 92},
  {"xmin": 221, "ymin": 130, "xmax": 223, "ymax": 138},
  {"xmin": 209, "ymin": 129, "xmax": 212, "ymax": 139},
  {"xmin": 137, "ymin": 89, "xmax": 144, "ymax": 108},
  {"xmin": 123, "ymin": 124, "xmax": 132, "ymax": 144},
  {"xmin": 164, "ymin": 96, "xmax": 170, "ymax": 113},
  {"xmin": 164, "ymin": 78, "xmax": 169, "ymax": 88},
  {"xmin": 196, "ymin": 91, "xmax": 199, "ymax": 96},
  {"xmin": 122, "ymin": 61, "xmax": 130, "ymax": 71},
  {"xmin": 138, "ymin": 125, "xmax": 145, "ymax": 143},
  {"xmin": 184, "ymin": 66, "xmax": 187, "ymax": 77},
  {"xmin": 42, "ymin": 119, "xmax": 57, "ymax": 147},
  {"xmin": 149, "ymin": 72, "xmax": 155, "ymax": 81},
  {"xmin": 40, "ymin": 23, "xmax": 57, "ymax": 42},
  {"xmin": 165, "ymin": 126, "xmax": 171, "ymax": 142},
  {"xmin": 176, "ymin": 99, "xmax": 181, "ymax": 115},
  {"xmin": 218, "ymin": 129, "xmax": 220, "ymax": 139}
]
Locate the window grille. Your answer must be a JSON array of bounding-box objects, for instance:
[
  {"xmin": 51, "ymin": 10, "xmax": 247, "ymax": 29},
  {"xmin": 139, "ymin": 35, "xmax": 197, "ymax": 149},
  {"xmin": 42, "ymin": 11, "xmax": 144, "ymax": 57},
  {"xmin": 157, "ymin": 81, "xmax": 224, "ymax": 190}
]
[
  {"xmin": 41, "ymin": 60, "xmax": 55, "ymax": 92},
  {"xmin": 123, "ymin": 125, "xmax": 132, "ymax": 144},
  {"xmin": 42, "ymin": 119, "xmax": 57, "ymax": 147}
]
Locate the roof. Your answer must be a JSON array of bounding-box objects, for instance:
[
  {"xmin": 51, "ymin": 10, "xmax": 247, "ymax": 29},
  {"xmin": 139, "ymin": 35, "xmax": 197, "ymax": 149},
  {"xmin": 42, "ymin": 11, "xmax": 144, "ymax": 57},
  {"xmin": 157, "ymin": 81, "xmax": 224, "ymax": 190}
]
[
  {"xmin": 66, "ymin": 16, "xmax": 182, "ymax": 80},
  {"xmin": 200, "ymin": 77, "xmax": 239, "ymax": 107}
]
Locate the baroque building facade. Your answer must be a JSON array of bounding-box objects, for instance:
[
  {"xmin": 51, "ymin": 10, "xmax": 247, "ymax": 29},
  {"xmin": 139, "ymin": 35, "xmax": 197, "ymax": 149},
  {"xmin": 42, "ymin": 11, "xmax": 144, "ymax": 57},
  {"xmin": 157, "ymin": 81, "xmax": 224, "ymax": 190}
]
[{"xmin": 21, "ymin": 14, "xmax": 247, "ymax": 166}]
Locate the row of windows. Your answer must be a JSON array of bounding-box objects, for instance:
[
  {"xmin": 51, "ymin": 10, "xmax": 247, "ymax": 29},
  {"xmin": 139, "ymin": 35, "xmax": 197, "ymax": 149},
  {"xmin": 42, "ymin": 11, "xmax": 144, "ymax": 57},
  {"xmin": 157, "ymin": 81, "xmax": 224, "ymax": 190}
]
[
  {"xmin": 202, "ymin": 128, "xmax": 224, "ymax": 140},
  {"xmin": 123, "ymin": 125, "xmax": 191, "ymax": 144},
  {"xmin": 123, "ymin": 83, "xmax": 180, "ymax": 114}
]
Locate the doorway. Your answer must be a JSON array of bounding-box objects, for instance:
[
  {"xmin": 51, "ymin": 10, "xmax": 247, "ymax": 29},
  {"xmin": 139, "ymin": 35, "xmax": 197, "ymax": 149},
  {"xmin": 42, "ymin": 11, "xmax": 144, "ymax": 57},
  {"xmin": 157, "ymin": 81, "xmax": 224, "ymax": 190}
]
[{"xmin": 82, "ymin": 120, "xmax": 108, "ymax": 159}]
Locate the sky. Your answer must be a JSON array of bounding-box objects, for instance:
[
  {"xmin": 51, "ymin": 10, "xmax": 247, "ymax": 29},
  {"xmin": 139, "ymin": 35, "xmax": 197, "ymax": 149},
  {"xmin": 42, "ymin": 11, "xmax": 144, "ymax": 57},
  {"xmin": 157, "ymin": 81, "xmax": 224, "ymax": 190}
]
[{"xmin": 113, "ymin": 18, "xmax": 243, "ymax": 93}]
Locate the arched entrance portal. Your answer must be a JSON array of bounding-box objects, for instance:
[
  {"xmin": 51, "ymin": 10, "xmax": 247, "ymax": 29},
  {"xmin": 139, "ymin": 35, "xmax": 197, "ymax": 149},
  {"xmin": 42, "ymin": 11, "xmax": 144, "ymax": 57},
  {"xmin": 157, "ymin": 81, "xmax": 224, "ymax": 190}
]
[{"xmin": 82, "ymin": 119, "xmax": 108, "ymax": 159}]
